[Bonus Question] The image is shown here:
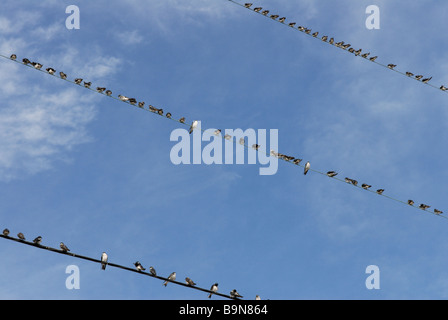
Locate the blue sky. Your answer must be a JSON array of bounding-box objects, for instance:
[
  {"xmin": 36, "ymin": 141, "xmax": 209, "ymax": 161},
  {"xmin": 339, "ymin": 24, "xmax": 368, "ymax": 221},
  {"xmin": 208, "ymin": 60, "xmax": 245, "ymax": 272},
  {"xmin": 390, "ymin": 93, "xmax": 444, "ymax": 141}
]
[{"xmin": 1, "ymin": 0, "xmax": 448, "ymax": 300}]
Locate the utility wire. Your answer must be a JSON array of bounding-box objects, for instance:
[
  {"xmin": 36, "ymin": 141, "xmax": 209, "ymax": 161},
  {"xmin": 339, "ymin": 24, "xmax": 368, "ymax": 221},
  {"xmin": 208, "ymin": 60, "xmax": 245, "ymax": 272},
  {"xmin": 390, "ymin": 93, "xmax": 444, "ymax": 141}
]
[
  {"xmin": 0, "ymin": 53, "xmax": 445, "ymax": 220},
  {"xmin": 0, "ymin": 232, "xmax": 242, "ymax": 300},
  {"xmin": 225, "ymin": 0, "xmax": 448, "ymax": 95}
]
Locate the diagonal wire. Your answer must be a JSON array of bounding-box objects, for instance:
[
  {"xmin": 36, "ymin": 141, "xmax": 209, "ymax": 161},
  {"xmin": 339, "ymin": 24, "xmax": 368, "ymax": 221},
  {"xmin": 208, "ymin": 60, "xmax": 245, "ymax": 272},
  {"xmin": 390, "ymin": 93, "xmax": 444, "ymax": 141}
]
[
  {"xmin": 225, "ymin": 0, "xmax": 448, "ymax": 94},
  {"xmin": 0, "ymin": 53, "xmax": 445, "ymax": 220},
  {"xmin": 0, "ymin": 233, "xmax": 242, "ymax": 300}
]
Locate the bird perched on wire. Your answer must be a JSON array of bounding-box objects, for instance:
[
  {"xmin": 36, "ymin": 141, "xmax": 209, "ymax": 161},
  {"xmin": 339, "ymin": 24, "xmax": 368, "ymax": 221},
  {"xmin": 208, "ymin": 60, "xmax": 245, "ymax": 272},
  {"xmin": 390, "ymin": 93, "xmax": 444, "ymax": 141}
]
[
  {"xmin": 434, "ymin": 209, "xmax": 443, "ymax": 215},
  {"xmin": 415, "ymin": 75, "xmax": 423, "ymax": 80},
  {"xmin": 83, "ymin": 81, "xmax": 92, "ymax": 88},
  {"xmin": 419, "ymin": 204, "xmax": 430, "ymax": 210},
  {"xmin": 96, "ymin": 87, "xmax": 106, "ymax": 93},
  {"xmin": 405, "ymin": 72, "xmax": 414, "ymax": 77},
  {"xmin": 46, "ymin": 67, "xmax": 56, "ymax": 75},
  {"xmin": 422, "ymin": 77, "xmax": 432, "ymax": 83},
  {"xmin": 230, "ymin": 289, "xmax": 243, "ymax": 299},
  {"xmin": 10, "ymin": 54, "xmax": 17, "ymax": 60},
  {"xmin": 163, "ymin": 272, "xmax": 176, "ymax": 286},
  {"xmin": 33, "ymin": 236, "xmax": 42, "ymax": 245},
  {"xmin": 17, "ymin": 232, "xmax": 25, "ymax": 240},
  {"xmin": 138, "ymin": 101, "xmax": 145, "ymax": 108},
  {"xmin": 31, "ymin": 62, "xmax": 43, "ymax": 69},
  {"xmin": 189, "ymin": 120, "xmax": 198, "ymax": 134},
  {"xmin": 128, "ymin": 98, "xmax": 137, "ymax": 105},
  {"xmin": 74, "ymin": 78, "xmax": 83, "ymax": 85},
  {"xmin": 166, "ymin": 112, "xmax": 172, "ymax": 118},
  {"xmin": 369, "ymin": 56, "xmax": 378, "ymax": 62},
  {"xmin": 22, "ymin": 58, "xmax": 31, "ymax": 65},
  {"xmin": 179, "ymin": 117, "xmax": 186, "ymax": 124},
  {"xmin": 408, "ymin": 200, "xmax": 415, "ymax": 206},
  {"xmin": 118, "ymin": 95, "xmax": 130, "ymax": 102},
  {"xmin": 253, "ymin": 7, "xmax": 262, "ymax": 12},
  {"xmin": 59, "ymin": 72, "xmax": 67, "ymax": 79},
  {"xmin": 387, "ymin": 64, "xmax": 397, "ymax": 69},
  {"xmin": 376, "ymin": 189, "xmax": 385, "ymax": 195},
  {"xmin": 345, "ymin": 178, "xmax": 358, "ymax": 186},
  {"xmin": 261, "ymin": 10, "xmax": 269, "ymax": 15},
  {"xmin": 2, "ymin": 228, "xmax": 9, "ymax": 236},
  {"xmin": 149, "ymin": 266, "xmax": 157, "ymax": 276},
  {"xmin": 326, "ymin": 171, "xmax": 338, "ymax": 178},
  {"xmin": 101, "ymin": 252, "xmax": 108, "ymax": 270},
  {"xmin": 105, "ymin": 90, "xmax": 112, "ymax": 96},
  {"xmin": 304, "ymin": 161, "xmax": 310, "ymax": 175},
  {"xmin": 134, "ymin": 261, "xmax": 145, "ymax": 271},
  {"xmin": 278, "ymin": 17, "xmax": 286, "ymax": 23},
  {"xmin": 361, "ymin": 52, "xmax": 370, "ymax": 58},
  {"xmin": 208, "ymin": 283, "xmax": 219, "ymax": 298},
  {"xmin": 440, "ymin": 85, "xmax": 448, "ymax": 91},
  {"xmin": 244, "ymin": 3, "xmax": 252, "ymax": 8},
  {"xmin": 361, "ymin": 184, "xmax": 372, "ymax": 190},
  {"xmin": 185, "ymin": 277, "xmax": 197, "ymax": 286},
  {"xmin": 60, "ymin": 242, "xmax": 70, "ymax": 252},
  {"xmin": 288, "ymin": 22, "xmax": 296, "ymax": 27},
  {"xmin": 252, "ymin": 144, "xmax": 260, "ymax": 150}
]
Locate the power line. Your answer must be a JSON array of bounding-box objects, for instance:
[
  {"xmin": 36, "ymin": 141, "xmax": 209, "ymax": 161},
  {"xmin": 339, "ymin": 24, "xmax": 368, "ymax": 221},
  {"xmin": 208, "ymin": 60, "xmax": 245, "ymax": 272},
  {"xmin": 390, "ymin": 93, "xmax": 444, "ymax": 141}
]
[
  {"xmin": 0, "ymin": 52, "xmax": 445, "ymax": 220},
  {"xmin": 225, "ymin": 1, "xmax": 448, "ymax": 95},
  {"xmin": 0, "ymin": 232, "xmax": 244, "ymax": 300}
]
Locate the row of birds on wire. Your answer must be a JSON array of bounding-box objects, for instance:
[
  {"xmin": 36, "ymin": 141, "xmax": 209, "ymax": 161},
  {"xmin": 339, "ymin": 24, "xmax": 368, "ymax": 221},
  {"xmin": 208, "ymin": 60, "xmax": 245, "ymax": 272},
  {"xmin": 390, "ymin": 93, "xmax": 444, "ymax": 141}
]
[
  {"xmin": 0, "ymin": 228, "xmax": 250, "ymax": 300},
  {"xmin": 3, "ymin": 52, "xmax": 445, "ymax": 217},
  {"xmin": 237, "ymin": 2, "xmax": 448, "ymax": 92}
]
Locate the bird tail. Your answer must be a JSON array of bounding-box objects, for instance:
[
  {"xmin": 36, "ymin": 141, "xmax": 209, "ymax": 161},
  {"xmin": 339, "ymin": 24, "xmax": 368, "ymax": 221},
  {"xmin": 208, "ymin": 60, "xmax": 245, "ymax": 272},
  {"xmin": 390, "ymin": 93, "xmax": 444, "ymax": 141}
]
[
  {"xmin": 101, "ymin": 264, "xmax": 106, "ymax": 270},
  {"xmin": 163, "ymin": 281, "xmax": 168, "ymax": 287},
  {"xmin": 208, "ymin": 293, "xmax": 212, "ymax": 298}
]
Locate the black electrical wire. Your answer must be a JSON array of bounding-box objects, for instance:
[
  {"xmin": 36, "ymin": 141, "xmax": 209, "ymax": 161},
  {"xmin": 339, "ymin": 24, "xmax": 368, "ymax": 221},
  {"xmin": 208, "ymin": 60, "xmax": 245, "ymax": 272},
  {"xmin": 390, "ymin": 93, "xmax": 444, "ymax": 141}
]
[{"xmin": 0, "ymin": 233, "xmax": 242, "ymax": 300}]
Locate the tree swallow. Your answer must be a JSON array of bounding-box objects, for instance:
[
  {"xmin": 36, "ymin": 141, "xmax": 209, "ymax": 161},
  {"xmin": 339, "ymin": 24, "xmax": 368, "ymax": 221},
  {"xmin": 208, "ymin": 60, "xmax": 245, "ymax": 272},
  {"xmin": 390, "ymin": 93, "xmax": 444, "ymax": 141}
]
[
  {"xmin": 230, "ymin": 289, "xmax": 243, "ymax": 299},
  {"xmin": 60, "ymin": 242, "xmax": 70, "ymax": 252},
  {"xmin": 163, "ymin": 272, "xmax": 176, "ymax": 286},
  {"xmin": 185, "ymin": 277, "xmax": 196, "ymax": 286},
  {"xmin": 208, "ymin": 283, "xmax": 218, "ymax": 298},
  {"xmin": 33, "ymin": 236, "xmax": 42, "ymax": 245},
  {"xmin": 46, "ymin": 68, "xmax": 56, "ymax": 75},
  {"xmin": 304, "ymin": 161, "xmax": 310, "ymax": 175},
  {"xmin": 326, "ymin": 171, "xmax": 338, "ymax": 177},
  {"xmin": 101, "ymin": 252, "xmax": 108, "ymax": 270},
  {"xmin": 134, "ymin": 261, "xmax": 145, "ymax": 271},
  {"xmin": 189, "ymin": 120, "xmax": 198, "ymax": 134}
]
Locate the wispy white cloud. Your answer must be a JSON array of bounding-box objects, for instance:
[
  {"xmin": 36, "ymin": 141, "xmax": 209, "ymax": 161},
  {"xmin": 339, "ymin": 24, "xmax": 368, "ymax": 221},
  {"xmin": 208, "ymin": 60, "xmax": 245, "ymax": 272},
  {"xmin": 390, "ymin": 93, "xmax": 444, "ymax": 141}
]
[
  {"xmin": 0, "ymin": 9, "xmax": 122, "ymax": 181},
  {"xmin": 116, "ymin": 29, "xmax": 144, "ymax": 45}
]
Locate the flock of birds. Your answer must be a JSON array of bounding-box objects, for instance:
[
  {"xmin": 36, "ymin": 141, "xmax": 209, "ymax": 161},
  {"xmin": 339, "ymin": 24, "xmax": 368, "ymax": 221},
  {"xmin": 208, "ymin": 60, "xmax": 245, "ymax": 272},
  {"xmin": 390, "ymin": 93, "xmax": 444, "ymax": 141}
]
[
  {"xmin": 6, "ymin": 52, "xmax": 446, "ymax": 217},
  {"xmin": 2, "ymin": 3, "xmax": 447, "ymax": 297},
  {"xmin": 239, "ymin": 2, "xmax": 448, "ymax": 92},
  {"xmin": 0, "ymin": 228, "xmax": 249, "ymax": 299}
]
